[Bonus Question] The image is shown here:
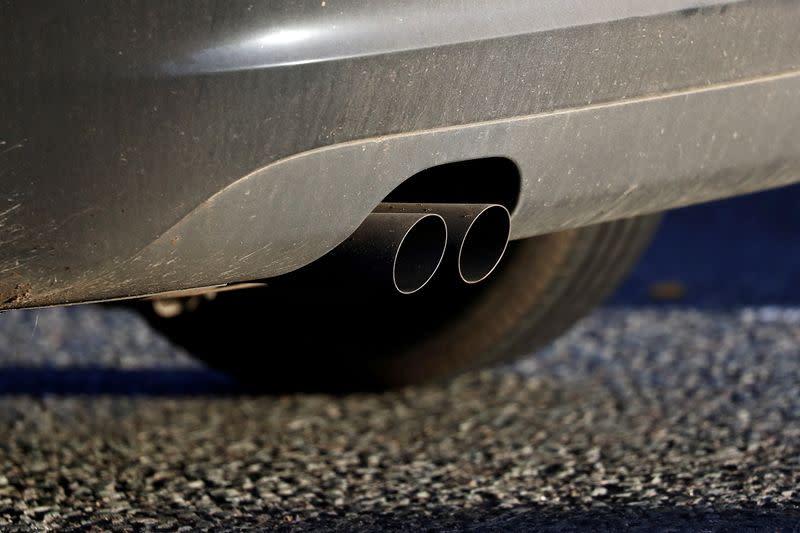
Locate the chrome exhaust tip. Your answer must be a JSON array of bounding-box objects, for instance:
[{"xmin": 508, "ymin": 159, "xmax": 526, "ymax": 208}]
[
  {"xmin": 376, "ymin": 203, "xmax": 511, "ymax": 285},
  {"xmin": 390, "ymin": 213, "xmax": 448, "ymax": 294},
  {"xmin": 315, "ymin": 211, "xmax": 448, "ymax": 295},
  {"xmin": 455, "ymin": 204, "xmax": 510, "ymax": 284}
]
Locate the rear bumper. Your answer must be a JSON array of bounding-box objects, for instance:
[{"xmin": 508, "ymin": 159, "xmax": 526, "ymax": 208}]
[{"xmin": 2, "ymin": 0, "xmax": 799, "ymax": 308}]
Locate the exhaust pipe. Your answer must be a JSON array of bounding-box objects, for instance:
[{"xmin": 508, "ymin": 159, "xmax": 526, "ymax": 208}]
[
  {"xmin": 376, "ymin": 203, "xmax": 511, "ymax": 284},
  {"xmin": 315, "ymin": 211, "xmax": 448, "ymax": 294}
]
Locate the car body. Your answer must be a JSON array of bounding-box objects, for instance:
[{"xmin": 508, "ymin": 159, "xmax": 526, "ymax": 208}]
[{"xmin": 2, "ymin": 0, "xmax": 799, "ymax": 310}]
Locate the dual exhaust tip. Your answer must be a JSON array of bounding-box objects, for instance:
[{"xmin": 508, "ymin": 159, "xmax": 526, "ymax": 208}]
[{"xmin": 329, "ymin": 203, "xmax": 511, "ymax": 294}]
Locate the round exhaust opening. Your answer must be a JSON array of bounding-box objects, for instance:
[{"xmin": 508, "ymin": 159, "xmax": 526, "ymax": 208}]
[
  {"xmin": 392, "ymin": 214, "xmax": 448, "ymax": 294},
  {"xmin": 458, "ymin": 205, "xmax": 511, "ymax": 284}
]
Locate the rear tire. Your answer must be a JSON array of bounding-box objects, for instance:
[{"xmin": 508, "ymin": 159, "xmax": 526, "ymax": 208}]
[{"xmin": 141, "ymin": 215, "xmax": 660, "ymax": 392}]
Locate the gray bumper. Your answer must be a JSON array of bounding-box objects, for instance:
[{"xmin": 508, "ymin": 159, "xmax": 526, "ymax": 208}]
[{"xmin": 1, "ymin": 0, "xmax": 799, "ymax": 308}]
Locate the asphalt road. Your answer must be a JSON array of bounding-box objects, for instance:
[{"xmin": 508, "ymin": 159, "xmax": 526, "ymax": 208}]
[{"xmin": 2, "ymin": 186, "xmax": 800, "ymax": 531}]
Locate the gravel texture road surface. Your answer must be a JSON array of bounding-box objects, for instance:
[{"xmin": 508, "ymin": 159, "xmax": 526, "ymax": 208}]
[{"xmin": 1, "ymin": 187, "xmax": 800, "ymax": 531}]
